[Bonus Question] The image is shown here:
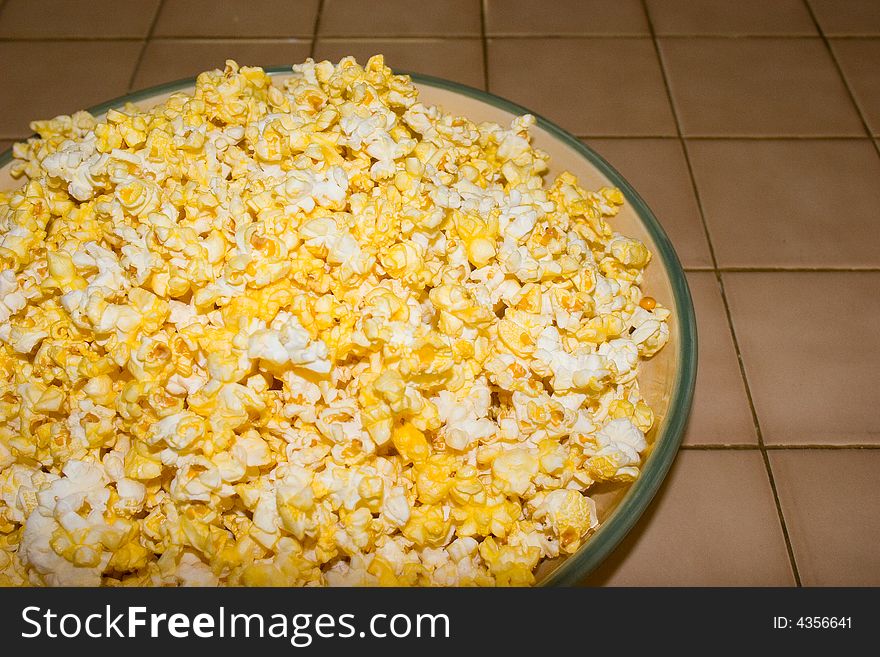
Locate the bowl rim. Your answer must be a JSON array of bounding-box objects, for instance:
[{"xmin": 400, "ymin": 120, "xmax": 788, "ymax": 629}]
[{"xmin": 0, "ymin": 66, "xmax": 697, "ymax": 586}]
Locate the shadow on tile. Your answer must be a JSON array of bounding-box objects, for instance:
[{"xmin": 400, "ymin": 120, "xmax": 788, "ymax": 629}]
[
  {"xmin": 681, "ymin": 272, "xmax": 757, "ymax": 446},
  {"xmin": 583, "ymin": 450, "xmax": 795, "ymax": 585}
]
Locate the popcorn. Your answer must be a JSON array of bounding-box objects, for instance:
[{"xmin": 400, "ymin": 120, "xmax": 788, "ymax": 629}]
[
  {"xmin": 19, "ymin": 460, "xmax": 133, "ymax": 586},
  {"xmin": 40, "ymin": 135, "xmax": 108, "ymax": 201},
  {"xmin": 532, "ymin": 489, "xmax": 598, "ymax": 553},
  {"xmin": 492, "ymin": 448, "xmax": 539, "ymax": 496},
  {"xmin": 629, "ymin": 306, "xmax": 671, "ymax": 357},
  {"xmin": 0, "ymin": 270, "xmax": 27, "ymax": 323},
  {"xmin": 146, "ymin": 410, "xmax": 208, "ymax": 453},
  {"xmin": 432, "ymin": 381, "xmax": 496, "ymax": 451},
  {"xmin": 0, "ymin": 55, "xmax": 668, "ymax": 587},
  {"xmin": 175, "ymin": 551, "xmax": 219, "ymax": 587},
  {"xmin": 588, "ymin": 418, "xmax": 648, "ymax": 481},
  {"xmin": 534, "ymin": 326, "xmax": 611, "ymax": 392},
  {"xmin": 247, "ymin": 311, "xmax": 331, "ymax": 373}
]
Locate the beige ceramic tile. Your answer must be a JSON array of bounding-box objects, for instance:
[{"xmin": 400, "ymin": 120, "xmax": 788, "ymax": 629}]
[
  {"xmin": 314, "ymin": 39, "xmax": 485, "ymax": 89},
  {"xmin": 687, "ymin": 140, "xmax": 880, "ymax": 268},
  {"xmin": 659, "ymin": 38, "xmax": 864, "ymax": 136},
  {"xmin": 585, "ymin": 451, "xmax": 794, "ymax": 585},
  {"xmin": 320, "ymin": 0, "xmax": 480, "ymax": 37},
  {"xmin": 0, "ymin": 0, "xmax": 160, "ymax": 38},
  {"xmin": 808, "ymin": 0, "xmax": 880, "ymax": 36},
  {"xmin": 680, "ymin": 272, "xmax": 757, "ymax": 446},
  {"xmin": 0, "ymin": 41, "xmax": 142, "ymax": 138},
  {"xmin": 153, "ymin": 0, "xmax": 318, "ymax": 37},
  {"xmin": 831, "ymin": 39, "xmax": 880, "ymax": 136},
  {"xmin": 584, "ymin": 138, "xmax": 711, "ymax": 268},
  {"xmin": 488, "ymin": 38, "xmax": 676, "ymax": 136},
  {"xmin": 133, "ymin": 40, "xmax": 312, "ymax": 90},
  {"xmin": 646, "ymin": 0, "xmax": 816, "ymax": 35},
  {"xmin": 485, "ymin": 0, "xmax": 648, "ymax": 35},
  {"xmin": 724, "ymin": 272, "xmax": 880, "ymax": 445},
  {"xmin": 770, "ymin": 449, "xmax": 880, "ymax": 585}
]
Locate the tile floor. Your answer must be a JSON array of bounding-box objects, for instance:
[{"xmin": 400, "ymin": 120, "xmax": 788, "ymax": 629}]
[{"xmin": 0, "ymin": 0, "xmax": 877, "ymax": 587}]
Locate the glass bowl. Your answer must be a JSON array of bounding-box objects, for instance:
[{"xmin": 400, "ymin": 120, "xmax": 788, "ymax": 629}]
[{"xmin": 0, "ymin": 69, "xmax": 697, "ymax": 586}]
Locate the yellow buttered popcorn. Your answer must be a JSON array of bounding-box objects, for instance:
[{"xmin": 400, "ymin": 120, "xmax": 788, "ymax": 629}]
[{"xmin": 0, "ymin": 56, "xmax": 669, "ymax": 587}]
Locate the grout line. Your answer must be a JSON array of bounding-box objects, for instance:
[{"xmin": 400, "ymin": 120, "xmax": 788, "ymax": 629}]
[
  {"xmin": 819, "ymin": 33, "xmax": 880, "ymax": 39},
  {"xmin": 713, "ymin": 267, "xmax": 880, "ymax": 273},
  {"xmin": 0, "ymin": 36, "xmax": 315, "ymax": 44},
  {"xmin": 311, "ymin": 32, "xmax": 483, "ymax": 39},
  {"xmin": 575, "ymin": 134, "xmax": 681, "ymax": 141},
  {"xmin": 0, "ymin": 34, "xmax": 880, "ymax": 43},
  {"xmin": 640, "ymin": 0, "xmax": 803, "ymax": 587},
  {"xmin": 0, "ymin": 34, "xmax": 877, "ymax": 44},
  {"xmin": 681, "ymin": 445, "xmax": 761, "ymax": 450},
  {"xmin": 765, "ymin": 444, "xmax": 880, "ymax": 450},
  {"xmin": 297, "ymin": 33, "xmax": 874, "ymax": 41},
  {"xmin": 580, "ymin": 134, "xmax": 874, "ymax": 141},
  {"xmin": 127, "ymin": 0, "xmax": 164, "ymax": 92},
  {"xmin": 646, "ymin": 32, "xmax": 822, "ymax": 38},
  {"xmin": 683, "ymin": 267, "xmax": 880, "ymax": 274},
  {"xmin": 641, "ymin": 33, "xmax": 825, "ymax": 39},
  {"xmin": 578, "ymin": 134, "xmax": 679, "ymax": 140},
  {"xmin": 681, "ymin": 134, "xmax": 873, "ymax": 140},
  {"xmin": 309, "ymin": 0, "xmax": 325, "ymax": 59},
  {"xmin": 0, "ymin": 36, "xmax": 144, "ymax": 42},
  {"xmin": 485, "ymin": 32, "xmax": 652, "ymax": 38},
  {"xmin": 312, "ymin": 35, "xmax": 483, "ymax": 44},
  {"xmin": 682, "ymin": 444, "xmax": 880, "ymax": 450},
  {"xmin": 149, "ymin": 36, "xmax": 314, "ymax": 44},
  {"xmin": 801, "ymin": 0, "xmax": 880, "ymax": 161},
  {"xmin": 480, "ymin": 0, "xmax": 489, "ymax": 91}
]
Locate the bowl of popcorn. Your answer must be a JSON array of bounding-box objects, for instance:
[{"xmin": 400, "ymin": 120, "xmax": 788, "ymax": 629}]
[{"xmin": 0, "ymin": 56, "xmax": 696, "ymax": 587}]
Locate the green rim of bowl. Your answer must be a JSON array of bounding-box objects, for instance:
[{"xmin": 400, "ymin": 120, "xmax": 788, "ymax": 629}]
[{"xmin": 0, "ymin": 66, "xmax": 697, "ymax": 587}]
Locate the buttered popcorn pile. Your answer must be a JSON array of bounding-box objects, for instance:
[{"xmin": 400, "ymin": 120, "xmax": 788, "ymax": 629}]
[{"xmin": 0, "ymin": 56, "xmax": 670, "ymax": 587}]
